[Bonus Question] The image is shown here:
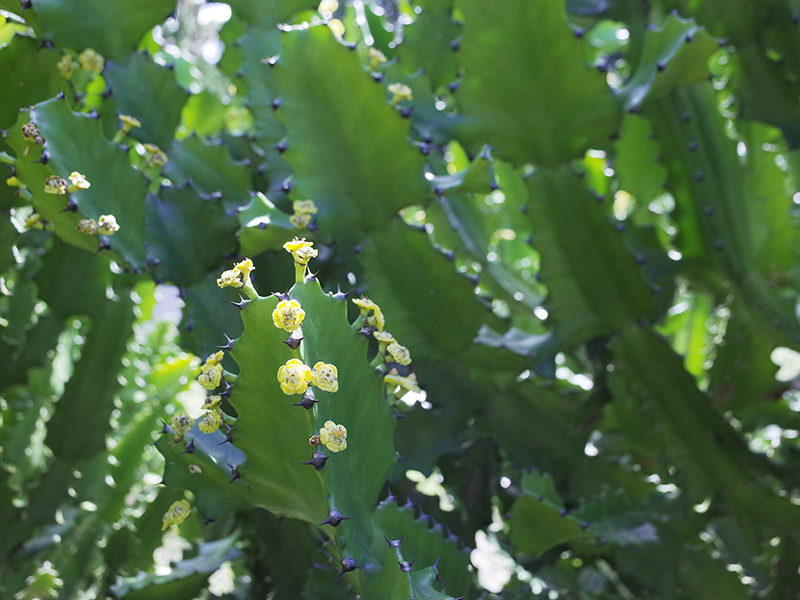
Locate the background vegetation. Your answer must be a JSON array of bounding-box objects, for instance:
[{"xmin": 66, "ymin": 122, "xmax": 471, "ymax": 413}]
[{"xmin": 2, "ymin": 0, "xmax": 800, "ymax": 598}]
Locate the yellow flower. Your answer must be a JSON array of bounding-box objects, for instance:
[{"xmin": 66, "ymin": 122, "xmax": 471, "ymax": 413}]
[
  {"xmin": 319, "ymin": 420, "xmax": 347, "ymax": 453},
  {"xmin": 353, "ymin": 297, "xmax": 385, "ymax": 331},
  {"xmin": 277, "ymin": 358, "xmax": 312, "ymax": 395},
  {"xmin": 44, "ymin": 176, "xmax": 67, "ymax": 195},
  {"xmin": 25, "ymin": 213, "xmax": 45, "ymax": 230},
  {"xmin": 373, "ymin": 330, "xmax": 395, "ymax": 343},
  {"xmin": 384, "ymin": 370, "xmax": 421, "ymax": 394},
  {"xmin": 368, "ymin": 47, "xmax": 387, "ymax": 71},
  {"xmin": 21, "ymin": 122, "xmax": 41, "ymax": 143},
  {"xmin": 161, "ymin": 499, "xmax": 191, "ymax": 530},
  {"xmin": 272, "ymin": 299, "xmax": 305, "ymax": 332},
  {"xmin": 205, "ymin": 351, "xmax": 224, "ymax": 365},
  {"xmin": 57, "ymin": 54, "xmax": 74, "ymax": 79},
  {"xmin": 97, "ymin": 215, "xmax": 119, "ymax": 235},
  {"xmin": 387, "ymin": 342, "xmax": 411, "ymax": 365},
  {"xmin": 78, "ymin": 48, "xmax": 104, "ymax": 73},
  {"xmin": 388, "ymin": 82, "xmax": 413, "ymax": 106},
  {"xmin": 68, "ymin": 171, "xmax": 90, "ymax": 190},
  {"xmin": 119, "ymin": 114, "xmax": 141, "ymax": 132},
  {"xmin": 198, "ymin": 363, "xmax": 223, "ymax": 390},
  {"xmin": 217, "ymin": 268, "xmax": 240, "ymax": 289},
  {"xmin": 310, "ymin": 361, "xmax": 339, "ymax": 393},
  {"xmin": 199, "ymin": 410, "xmax": 222, "ymax": 434},
  {"xmin": 170, "ymin": 412, "xmax": 195, "ymax": 435},
  {"xmin": 293, "ymin": 200, "xmax": 318, "ymax": 215},
  {"xmin": 76, "ymin": 218, "xmax": 97, "ymax": 235},
  {"xmin": 290, "ymin": 213, "xmax": 312, "ymax": 229},
  {"xmin": 202, "ymin": 395, "xmax": 222, "ymax": 412},
  {"xmin": 234, "ymin": 258, "xmax": 254, "ymax": 281},
  {"xmin": 142, "ymin": 143, "xmax": 167, "ymax": 168},
  {"xmin": 283, "ymin": 237, "xmax": 318, "ymax": 266}
]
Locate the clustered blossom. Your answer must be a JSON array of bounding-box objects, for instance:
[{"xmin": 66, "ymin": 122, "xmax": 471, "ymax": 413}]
[
  {"xmin": 44, "ymin": 176, "xmax": 67, "ymax": 195},
  {"xmin": 387, "ymin": 82, "xmax": 413, "ymax": 106},
  {"xmin": 170, "ymin": 412, "xmax": 195, "ymax": 436},
  {"xmin": 198, "ymin": 351, "xmax": 224, "ymax": 390},
  {"xmin": 57, "ymin": 54, "xmax": 74, "ymax": 79},
  {"xmin": 290, "ymin": 200, "xmax": 318, "ymax": 229},
  {"xmin": 386, "ymin": 342, "xmax": 411, "ymax": 366},
  {"xmin": 68, "ymin": 171, "xmax": 90, "ymax": 191},
  {"xmin": 353, "ymin": 296, "xmax": 385, "ymax": 331},
  {"xmin": 277, "ymin": 358, "xmax": 312, "ymax": 395},
  {"xmin": 78, "ymin": 48, "xmax": 104, "ymax": 73},
  {"xmin": 75, "ymin": 214, "xmax": 119, "ymax": 237},
  {"xmin": 319, "ymin": 420, "xmax": 347, "ymax": 453},
  {"xmin": 310, "ymin": 362, "xmax": 339, "ymax": 393},
  {"xmin": 142, "ymin": 143, "xmax": 168, "ymax": 169},
  {"xmin": 217, "ymin": 258, "xmax": 255, "ymax": 293},
  {"xmin": 368, "ymin": 47, "xmax": 387, "ymax": 71},
  {"xmin": 161, "ymin": 500, "xmax": 191, "ymax": 530},
  {"xmin": 272, "ymin": 299, "xmax": 305, "ymax": 332},
  {"xmin": 283, "ymin": 237, "xmax": 318, "ymax": 266},
  {"xmin": 199, "ymin": 410, "xmax": 222, "ymax": 434},
  {"xmin": 21, "ymin": 122, "xmax": 45, "ymax": 145}
]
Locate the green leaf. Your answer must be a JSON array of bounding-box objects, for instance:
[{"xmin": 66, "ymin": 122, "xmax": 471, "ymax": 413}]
[
  {"xmin": 453, "ymin": 0, "xmax": 621, "ymax": 166},
  {"xmin": 524, "ymin": 167, "xmax": 655, "ymax": 347},
  {"xmin": 0, "ymin": 35, "xmax": 69, "ymax": 130},
  {"xmin": 144, "ymin": 185, "xmax": 240, "ymax": 288},
  {"xmin": 28, "ymin": 0, "xmax": 177, "ymax": 61},
  {"xmin": 509, "ymin": 496, "xmax": 587, "ymax": 556},
  {"xmin": 359, "ymin": 219, "xmax": 487, "ymax": 361},
  {"xmin": 274, "ymin": 26, "xmax": 431, "ymax": 243},
  {"xmin": 105, "ymin": 52, "xmax": 189, "ymax": 150}
]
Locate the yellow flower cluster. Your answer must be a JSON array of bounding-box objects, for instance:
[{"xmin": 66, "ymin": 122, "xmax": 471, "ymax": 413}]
[
  {"xmin": 142, "ymin": 143, "xmax": 167, "ymax": 169},
  {"xmin": 290, "ymin": 199, "xmax": 318, "ymax": 229},
  {"xmin": 199, "ymin": 394, "xmax": 224, "ymax": 434},
  {"xmin": 161, "ymin": 500, "xmax": 191, "ymax": 530},
  {"xmin": 388, "ymin": 82, "xmax": 413, "ymax": 106},
  {"xmin": 217, "ymin": 258, "xmax": 255, "ymax": 290},
  {"xmin": 353, "ymin": 296, "xmax": 385, "ymax": 331},
  {"xmin": 21, "ymin": 122, "xmax": 45, "ymax": 145},
  {"xmin": 78, "ymin": 48, "xmax": 104, "ymax": 73},
  {"xmin": 76, "ymin": 214, "xmax": 120, "ymax": 237},
  {"xmin": 319, "ymin": 420, "xmax": 347, "ymax": 452},
  {"xmin": 198, "ymin": 351, "xmax": 224, "ymax": 390},
  {"xmin": 272, "ymin": 299, "xmax": 305, "ymax": 332},
  {"xmin": 283, "ymin": 237, "xmax": 318, "ymax": 267}
]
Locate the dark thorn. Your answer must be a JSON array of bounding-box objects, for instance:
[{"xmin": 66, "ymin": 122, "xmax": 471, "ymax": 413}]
[
  {"xmin": 685, "ymin": 33, "xmax": 693, "ymax": 42},
  {"xmin": 694, "ymin": 171, "xmax": 705, "ymax": 181},
  {"xmin": 159, "ymin": 420, "xmax": 170, "ymax": 435},
  {"xmin": 715, "ymin": 241, "xmax": 725, "ymax": 251},
  {"xmin": 271, "ymin": 98, "xmax": 281, "ymax": 110},
  {"xmin": 180, "ymin": 439, "xmax": 196, "ymax": 454},
  {"xmin": 396, "ymin": 451, "xmax": 404, "ymax": 462},
  {"xmin": 219, "ymin": 380, "xmax": 233, "ymax": 398},
  {"xmin": 443, "ymin": 249, "xmax": 455, "ymax": 260},
  {"xmin": 102, "ymin": 88, "xmax": 113, "ymax": 99},
  {"xmin": 371, "ymin": 72, "xmax": 384, "ymax": 82},
  {"xmin": 385, "ymin": 492, "xmax": 396, "ymax": 504},
  {"xmin": 581, "ymin": 521, "xmax": 589, "ymax": 530},
  {"xmin": 336, "ymin": 557, "xmax": 358, "ymax": 580},
  {"xmin": 320, "ymin": 509, "xmax": 349, "ymax": 527},
  {"xmin": 353, "ymin": 244, "xmax": 362, "ymax": 254},
  {"xmin": 595, "ymin": 192, "xmax": 605, "ymax": 202},
  {"xmin": 719, "ymin": 38, "xmax": 728, "ymax": 47},
  {"xmin": 400, "ymin": 107, "xmax": 413, "ymax": 118},
  {"xmin": 703, "ymin": 207, "xmax": 714, "ymax": 217},
  {"xmin": 33, "ymin": 152, "xmax": 50, "ymax": 164},
  {"xmin": 57, "ymin": 91, "xmax": 65, "ymax": 99},
  {"xmin": 573, "ymin": 28, "xmax": 585, "ymax": 38},
  {"xmin": 651, "ymin": 285, "xmax": 663, "ymax": 295},
  {"xmin": 597, "ymin": 63, "xmax": 608, "ymax": 73},
  {"xmin": 301, "ymin": 451, "xmax": 328, "ymax": 470},
  {"xmin": 229, "ymin": 466, "xmax": 241, "ymax": 483},
  {"xmin": 536, "ymin": 495, "xmax": 543, "ymax": 502},
  {"xmin": 39, "ymin": 39, "xmax": 52, "ymax": 49},
  {"xmin": 258, "ymin": 222, "xmax": 269, "ymax": 231},
  {"xmin": 386, "ymin": 534, "xmax": 405, "ymax": 547},
  {"xmin": 203, "ymin": 518, "xmax": 215, "ymax": 527},
  {"xmin": 628, "ymin": 105, "xmax": 640, "ymax": 113},
  {"xmin": 468, "ymin": 274, "xmax": 479, "ymax": 285},
  {"xmin": 231, "ymin": 295, "xmax": 249, "ymax": 310},
  {"xmin": 98, "ymin": 240, "xmax": 111, "ymax": 251},
  {"xmin": 60, "ymin": 199, "xmax": 78, "ymax": 213},
  {"xmin": 635, "ymin": 254, "xmax": 645, "ymax": 265},
  {"xmin": 656, "ymin": 61, "xmax": 666, "ymax": 71},
  {"xmin": 688, "ymin": 141, "xmax": 698, "ymax": 151},
  {"xmin": 433, "ymin": 557, "xmax": 446, "ymax": 585},
  {"xmin": 448, "ymin": 80, "xmax": 459, "ymax": 92},
  {"xmin": 218, "ymin": 333, "xmax": 235, "ymax": 351},
  {"xmin": 394, "ymin": 409, "xmax": 408, "ymax": 419},
  {"xmin": 615, "ymin": 223, "xmax": 625, "ymax": 232},
  {"xmin": 217, "ymin": 430, "xmax": 234, "ymax": 445},
  {"xmin": 449, "ymin": 40, "xmax": 459, "ymax": 51},
  {"xmin": 283, "ymin": 335, "xmax": 303, "ymax": 350},
  {"xmin": 681, "ymin": 113, "xmax": 691, "ymax": 122},
  {"xmin": 282, "ymin": 179, "xmax": 291, "ymax": 193},
  {"xmin": 399, "ymin": 560, "xmax": 414, "ymax": 572}
]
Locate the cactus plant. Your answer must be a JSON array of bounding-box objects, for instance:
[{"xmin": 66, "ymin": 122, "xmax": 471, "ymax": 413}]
[{"xmin": 2, "ymin": 0, "xmax": 800, "ymax": 598}]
